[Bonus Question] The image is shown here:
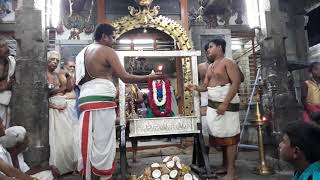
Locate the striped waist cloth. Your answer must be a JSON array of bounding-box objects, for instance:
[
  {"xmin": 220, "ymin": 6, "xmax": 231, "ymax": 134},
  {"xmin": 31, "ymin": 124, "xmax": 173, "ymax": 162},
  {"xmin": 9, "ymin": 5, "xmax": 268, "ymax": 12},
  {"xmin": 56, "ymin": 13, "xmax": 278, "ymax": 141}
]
[
  {"xmin": 79, "ymin": 96, "xmax": 117, "ymax": 112},
  {"xmin": 208, "ymin": 99, "xmax": 239, "ymax": 112}
]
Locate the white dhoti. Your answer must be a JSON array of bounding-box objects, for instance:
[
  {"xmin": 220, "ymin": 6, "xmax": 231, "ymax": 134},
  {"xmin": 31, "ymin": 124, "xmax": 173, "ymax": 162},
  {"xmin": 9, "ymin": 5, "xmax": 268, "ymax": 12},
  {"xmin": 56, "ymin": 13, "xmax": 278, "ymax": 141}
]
[
  {"xmin": 31, "ymin": 171, "xmax": 54, "ymax": 180},
  {"xmin": 200, "ymin": 91, "xmax": 208, "ymax": 107},
  {"xmin": 0, "ymin": 56, "xmax": 15, "ymax": 128},
  {"xmin": 200, "ymin": 91, "xmax": 209, "ymax": 145},
  {"xmin": 0, "ymin": 146, "xmax": 54, "ymax": 180},
  {"xmin": 0, "ymin": 103, "xmax": 10, "ymax": 128},
  {"xmin": 49, "ymin": 96, "xmax": 76, "ymax": 174},
  {"xmin": 78, "ymin": 79, "xmax": 117, "ymax": 180},
  {"xmin": 207, "ymin": 84, "xmax": 240, "ymax": 146},
  {"xmin": 66, "ymin": 98, "xmax": 80, "ymax": 164}
]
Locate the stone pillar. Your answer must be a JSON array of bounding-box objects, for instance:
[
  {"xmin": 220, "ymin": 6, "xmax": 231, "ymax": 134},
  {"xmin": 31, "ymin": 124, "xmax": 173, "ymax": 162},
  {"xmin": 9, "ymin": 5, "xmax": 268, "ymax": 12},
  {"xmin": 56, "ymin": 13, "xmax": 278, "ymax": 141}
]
[
  {"xmin": 259, "ymin": 0, "xmax": 301, "ymax": 157},
  {"xmin": 12, "ymin": 0, "xmax": 49, "ymax": 165},
  {"xmin": 190, "ymin": 24, "xmax": 232, "ymax": 60}
]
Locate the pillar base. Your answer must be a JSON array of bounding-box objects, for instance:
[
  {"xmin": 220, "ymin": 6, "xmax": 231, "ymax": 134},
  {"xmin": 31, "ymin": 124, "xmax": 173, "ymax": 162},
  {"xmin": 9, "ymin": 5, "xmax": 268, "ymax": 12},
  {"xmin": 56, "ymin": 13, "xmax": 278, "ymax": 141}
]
[{"xmin": 253, "ymin": 165, "xmax": 275, "ymax": 175}]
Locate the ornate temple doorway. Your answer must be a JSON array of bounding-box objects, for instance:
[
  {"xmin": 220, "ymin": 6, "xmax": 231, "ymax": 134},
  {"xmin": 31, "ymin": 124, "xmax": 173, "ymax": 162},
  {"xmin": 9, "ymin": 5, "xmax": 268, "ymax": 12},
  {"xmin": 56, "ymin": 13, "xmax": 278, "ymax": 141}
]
[{"xmin": 108, "ymin": 1, "xmax": 214, "ymax": 178}]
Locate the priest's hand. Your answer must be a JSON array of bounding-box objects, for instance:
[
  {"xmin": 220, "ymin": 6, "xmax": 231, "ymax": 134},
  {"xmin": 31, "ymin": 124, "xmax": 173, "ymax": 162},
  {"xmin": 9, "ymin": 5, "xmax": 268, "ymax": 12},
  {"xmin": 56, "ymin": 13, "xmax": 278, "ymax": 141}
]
[
  {"xmin": 217, "ymin": 102, "xmax": 228, "ymax": 115},
  {"xmin": 148, "ymin": 73, "xmax": 166, "ymax": 80},
  {"xmin": 185, "ymin": 84, "xmax": 197, "ymax": 91}
]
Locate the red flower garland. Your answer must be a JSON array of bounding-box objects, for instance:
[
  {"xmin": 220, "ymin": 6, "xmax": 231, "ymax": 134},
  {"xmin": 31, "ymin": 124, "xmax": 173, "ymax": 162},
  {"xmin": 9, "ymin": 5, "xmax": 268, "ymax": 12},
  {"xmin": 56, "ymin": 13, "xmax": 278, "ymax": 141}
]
[{"xmin": 148, "ymin": 79, "xmax": 172, "ymax": 117}]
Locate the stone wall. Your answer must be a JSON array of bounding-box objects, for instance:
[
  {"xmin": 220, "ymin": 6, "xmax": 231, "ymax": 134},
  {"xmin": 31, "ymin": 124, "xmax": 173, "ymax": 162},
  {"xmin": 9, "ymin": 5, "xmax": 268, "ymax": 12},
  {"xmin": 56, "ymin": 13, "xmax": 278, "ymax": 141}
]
[{"xmin": 11, "ymin": 0, "xmax": 49, "ymax": 165}]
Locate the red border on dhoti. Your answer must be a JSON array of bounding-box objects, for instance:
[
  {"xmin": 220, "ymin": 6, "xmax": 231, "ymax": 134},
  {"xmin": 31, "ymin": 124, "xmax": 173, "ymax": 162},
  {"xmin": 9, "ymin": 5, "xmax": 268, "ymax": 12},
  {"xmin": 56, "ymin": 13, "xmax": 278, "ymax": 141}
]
[
  {"xmin": 80, "ymin": 102, "xmax": 117, "ymax": 112},
  {"xmin": 80, "ymin": 104, "xmax": 116, "ymax": 177}
]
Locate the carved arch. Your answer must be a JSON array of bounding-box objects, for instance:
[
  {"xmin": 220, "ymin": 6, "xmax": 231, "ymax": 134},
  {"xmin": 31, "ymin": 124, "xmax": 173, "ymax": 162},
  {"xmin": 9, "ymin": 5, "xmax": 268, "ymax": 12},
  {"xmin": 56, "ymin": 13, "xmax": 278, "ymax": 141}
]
[
  {"xmin": 111, "ymin": 8, "xmax": 194, "ymax": 115},
  {"xmin": 111, "ymin": 15, "xmax": 192, "ymax": 50}
]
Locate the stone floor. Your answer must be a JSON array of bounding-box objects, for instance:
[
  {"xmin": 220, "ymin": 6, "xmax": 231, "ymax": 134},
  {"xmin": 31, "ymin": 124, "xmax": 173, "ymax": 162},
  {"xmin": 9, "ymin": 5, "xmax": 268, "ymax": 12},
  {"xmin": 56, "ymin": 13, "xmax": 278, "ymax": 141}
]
[{"xmin": 59, "ymin": 143, "xmax": 293, "ymax": 180}]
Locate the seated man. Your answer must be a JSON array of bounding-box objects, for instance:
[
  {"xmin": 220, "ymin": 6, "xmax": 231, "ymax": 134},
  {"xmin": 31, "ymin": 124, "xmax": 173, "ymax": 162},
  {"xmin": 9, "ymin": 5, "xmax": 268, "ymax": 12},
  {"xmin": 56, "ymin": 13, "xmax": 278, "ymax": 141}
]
[
  {"xmin": 0, "ymin": 119, "xmax": 33, "ymax": 180},
  {"xmin": 0, "ymin": 126, "xmax": 60, "ymax": 180},
  {"xmin": 279, "ymin": 122, "xmax": 320, "ymax": 180}
]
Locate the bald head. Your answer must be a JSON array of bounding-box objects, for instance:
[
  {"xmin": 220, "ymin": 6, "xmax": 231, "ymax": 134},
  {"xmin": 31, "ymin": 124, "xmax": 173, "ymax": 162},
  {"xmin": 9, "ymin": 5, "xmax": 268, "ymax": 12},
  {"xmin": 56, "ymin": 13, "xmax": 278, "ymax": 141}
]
[
  {"xmin": 0, "ymin": 126, "xmax": 27, "ymax": 148},
  {"xmin": 63, "ymin": 57, "xmax": 76, "ymax": 74}
]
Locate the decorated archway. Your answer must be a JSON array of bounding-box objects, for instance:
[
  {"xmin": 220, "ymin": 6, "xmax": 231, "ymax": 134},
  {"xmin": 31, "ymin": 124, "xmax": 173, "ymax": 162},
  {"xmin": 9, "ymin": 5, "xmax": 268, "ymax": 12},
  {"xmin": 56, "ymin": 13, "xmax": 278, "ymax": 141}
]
[{"xmin": 111, "ymin": 1, "xmax": 194, "ymax": 115}]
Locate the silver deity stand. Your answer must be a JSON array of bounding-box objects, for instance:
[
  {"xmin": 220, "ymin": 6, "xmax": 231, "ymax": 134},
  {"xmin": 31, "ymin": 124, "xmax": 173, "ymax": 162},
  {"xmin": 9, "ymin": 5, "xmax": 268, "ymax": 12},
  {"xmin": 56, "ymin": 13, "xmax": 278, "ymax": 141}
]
[{"xmin": 116, "ymin": 51, "xmax": 216, "ymax": 179}]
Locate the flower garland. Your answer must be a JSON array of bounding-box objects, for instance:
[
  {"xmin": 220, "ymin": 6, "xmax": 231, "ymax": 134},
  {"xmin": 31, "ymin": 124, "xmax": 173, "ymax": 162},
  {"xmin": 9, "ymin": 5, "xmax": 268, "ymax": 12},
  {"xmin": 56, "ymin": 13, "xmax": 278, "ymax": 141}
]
[
  {"xmin": 152, "ymin": 80, "xmax": 166, "ymax": 106},
  {"xmin": 148, "ymin": 79, "xmax": 172, "ymax": 117}
]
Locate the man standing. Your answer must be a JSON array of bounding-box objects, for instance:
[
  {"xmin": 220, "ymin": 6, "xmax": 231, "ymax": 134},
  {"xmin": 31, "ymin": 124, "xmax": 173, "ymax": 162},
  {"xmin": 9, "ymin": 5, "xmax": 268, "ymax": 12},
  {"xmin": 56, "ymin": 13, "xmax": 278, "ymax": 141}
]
[
  {"xmin": 302, "ymin": 62, "xmax": 320, "ymax": 123},
  {"xmin": 0, "ymin": 37, "xmax": 15, "ymax": 128},
  {"xmin": 59, "ymin": 58, "xmax": 80, "ymax": 169},
  {"xmin": 187, "ymin": 39, "xmax": 242, "ymax": 180},
  {"xmin": 75, "ymin": 23, "xmax": 164, "ymax": 180},
  {"xmin": 60, "ymin": 58, "xmax": 77, "ymax": 119},
  {"xmin": 47, "ymin": 51, "xmax": 76, "ymax": 175}
]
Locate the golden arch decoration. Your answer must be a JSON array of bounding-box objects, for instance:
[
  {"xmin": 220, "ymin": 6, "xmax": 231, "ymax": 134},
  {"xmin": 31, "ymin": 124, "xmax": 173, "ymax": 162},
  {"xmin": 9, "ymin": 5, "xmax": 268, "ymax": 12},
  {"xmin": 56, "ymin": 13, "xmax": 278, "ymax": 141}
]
[
  {"xmin": 111, "ymin": 5, "xmax": 194, "ymax": 115},
  {"xmin": 111, "ymin": 10, "xmax": 191, "ymax": 50}
]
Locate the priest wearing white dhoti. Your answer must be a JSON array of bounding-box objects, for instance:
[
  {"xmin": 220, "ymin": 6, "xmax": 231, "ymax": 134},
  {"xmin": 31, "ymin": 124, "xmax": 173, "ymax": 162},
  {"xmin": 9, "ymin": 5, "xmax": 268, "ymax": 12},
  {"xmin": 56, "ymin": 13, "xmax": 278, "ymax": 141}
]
[
  {"xmin": 0, "ymin": 38, "xmax": 15, "ymax": 128},
  {"xmin": 75, "ymin": 23, "xmax": 164, "ymax": 180},
  {"xmin": 187, "ymin": 39, "xmax": 243, "ymax": 180}
]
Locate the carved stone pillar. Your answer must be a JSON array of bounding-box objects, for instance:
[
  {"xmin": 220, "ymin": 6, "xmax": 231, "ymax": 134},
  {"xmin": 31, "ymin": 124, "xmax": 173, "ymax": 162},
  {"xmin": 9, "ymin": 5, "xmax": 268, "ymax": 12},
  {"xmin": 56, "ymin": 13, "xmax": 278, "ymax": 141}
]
[
  {"xmin": 12, "ymin": 0, "xmax": 49, "ymax": 165},
  {"xmin": 259, "ymin": 0, "xmax": 301, "ymax": 157}
]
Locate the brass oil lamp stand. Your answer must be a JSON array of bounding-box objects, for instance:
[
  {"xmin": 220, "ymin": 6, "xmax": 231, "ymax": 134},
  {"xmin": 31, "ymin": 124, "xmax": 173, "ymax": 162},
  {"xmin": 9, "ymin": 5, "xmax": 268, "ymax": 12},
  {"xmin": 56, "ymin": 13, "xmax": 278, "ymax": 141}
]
[{"xmin": 251, "ymin": 90, "xmax": 274, "ymax": 175}]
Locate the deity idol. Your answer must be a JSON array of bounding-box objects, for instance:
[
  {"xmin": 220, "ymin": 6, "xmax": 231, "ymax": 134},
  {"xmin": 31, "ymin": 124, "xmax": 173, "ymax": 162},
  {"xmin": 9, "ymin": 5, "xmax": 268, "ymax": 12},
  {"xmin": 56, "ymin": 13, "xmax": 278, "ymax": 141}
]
[{"xmin": 146, "ymin": 65, "xmax": 178, "ymax": 118}]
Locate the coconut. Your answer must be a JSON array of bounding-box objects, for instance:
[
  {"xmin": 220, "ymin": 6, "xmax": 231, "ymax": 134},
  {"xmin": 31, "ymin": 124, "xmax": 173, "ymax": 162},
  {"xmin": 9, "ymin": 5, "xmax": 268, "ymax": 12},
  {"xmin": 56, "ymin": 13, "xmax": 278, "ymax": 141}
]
[
  {"xmin": 161, "ymin": 174, "xmax": 170, "ymax": 180},
  {"xmin": 169, "ymin": 170, "xmax": 178, "ymax": 179},
  {"xmin": 166, "ymin": 160, "xmax": 175, "ymax": 169},
  {"xmin": 151, "ymin": 163, "xmax": 160, "ymax": 168},
  {"xmin": 162, "ymin": 156, "xmax": 171, "ymax": 163},
  {"xmin": 152, "ymin": 169, "xmax": 162, "ymax": 179},
  {"xmin": 176, "ymin": 161, "xmax": 182, "ymax": 170},
  {"xmin": 172, "ymin": 156, "xmax": 180, "ymax": 162},
  {"xmin": 183, "ymin": 173, "xmax": 193, "ymax": 180}
]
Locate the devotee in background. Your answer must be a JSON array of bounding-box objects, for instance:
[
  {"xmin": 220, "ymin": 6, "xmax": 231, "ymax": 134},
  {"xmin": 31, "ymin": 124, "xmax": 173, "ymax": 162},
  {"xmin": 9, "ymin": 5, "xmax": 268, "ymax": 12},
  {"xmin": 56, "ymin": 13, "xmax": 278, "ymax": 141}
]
[
  {"xmin": 75, "ymin": 23, "xmax": 164, "ymax": 180},
  {"xmin": 47, "ymin": 51, "xmax": 76, "ymax": 175},
  {"xmin": 187, "ymin": 39, "xmax": 242, "ymax": 180},
  {"xmin": 302, "ymin": 62, "xmax": 320, "ymax": 123},
  {"xmin": 60, "ymin": 58, "xmax": 77, "ymax": 118},
  {"xmin": 0, "ymin": 126, "xmax": 60, "ymax": 180},
  {"xmin": 279, "ymin": 121, "xmax": 320, "ymax": 180},
  {"xmin": 59, "ymin": 57, "xmax": 79, "ymax": 171},
  {"xmin": 0, "ymin": 37, "xmax": 15, "ymax": 128}
]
